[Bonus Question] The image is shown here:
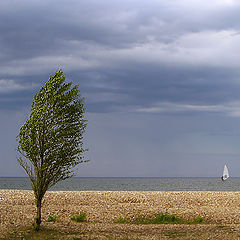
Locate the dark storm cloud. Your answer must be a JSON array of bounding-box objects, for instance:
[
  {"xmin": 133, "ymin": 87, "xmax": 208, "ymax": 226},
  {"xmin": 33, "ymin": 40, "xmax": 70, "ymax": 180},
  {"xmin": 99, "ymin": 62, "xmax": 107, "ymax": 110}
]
[
  {"xmin": 1, "ymin": 0, "xmax": 240, "ymax": 56},
  {"xmin": 71, "ymin": 65, "xmax": 240, "ymax": 113},
  {"xmin": 1, "ymin": 0, "xmax": 240, "ymax": 114},
  {"xmin": 3, "ymin": 0, "xmax": 240, "ymax": 177}
]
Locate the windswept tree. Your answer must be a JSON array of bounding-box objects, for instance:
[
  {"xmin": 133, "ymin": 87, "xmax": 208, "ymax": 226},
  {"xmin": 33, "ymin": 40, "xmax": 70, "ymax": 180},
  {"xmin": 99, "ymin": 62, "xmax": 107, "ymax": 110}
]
[{"xmin": 17, "ymin": 70, "xmax": 88, "ymax": 230}]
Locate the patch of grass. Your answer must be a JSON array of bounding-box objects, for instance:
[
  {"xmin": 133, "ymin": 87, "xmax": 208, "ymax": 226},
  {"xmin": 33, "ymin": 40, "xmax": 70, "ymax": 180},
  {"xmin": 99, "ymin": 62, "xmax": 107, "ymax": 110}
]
[
  {"xmin": 115, "ymin": 216, "xmax": 128, "ymax": 224},
  {"xmin": 71, "ymin": 212, "xmax": 87, "ymax": 222},
  {"xmin": 116, "ymin": 211, "xmax": 206, "ymax": 225},
  {"xmin": 46, "ymin": 215, "xmax": 57, "ymax": 222},
  {"xmin": 149, "ymin": 211, "xmax": 183, "ymax": 224},
  {"xmin": 4, "ymin": 226, "xmax": 68, "ymax": 240},
  {"xmin": 190, "ymin": 216, "xmax": 204, "ymax": 224}
]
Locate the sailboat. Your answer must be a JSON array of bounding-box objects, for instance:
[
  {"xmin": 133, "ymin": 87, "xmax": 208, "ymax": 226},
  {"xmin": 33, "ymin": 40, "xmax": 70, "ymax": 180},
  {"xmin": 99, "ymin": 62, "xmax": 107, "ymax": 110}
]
[{"xmin": 221, "ymin": 164, "xmax": 229, "ymax": 181}]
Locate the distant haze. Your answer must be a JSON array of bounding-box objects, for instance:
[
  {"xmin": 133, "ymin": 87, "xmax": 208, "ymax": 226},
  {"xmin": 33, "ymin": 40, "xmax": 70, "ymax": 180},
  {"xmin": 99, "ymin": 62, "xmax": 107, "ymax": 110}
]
[{"xmin": 1, "ymin": 0, "xmax": 240, "ymax": 177}]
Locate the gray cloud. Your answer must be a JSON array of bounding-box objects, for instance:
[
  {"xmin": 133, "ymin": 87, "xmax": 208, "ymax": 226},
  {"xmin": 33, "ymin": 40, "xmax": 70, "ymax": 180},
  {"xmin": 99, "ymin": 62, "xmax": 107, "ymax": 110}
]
[
  {"xmin": 1, "ymin": 0, "xmax": 240, "ymax": 60},
  {"xmin": 0, "ymin": 0, "xmax": 240, "ymax": 113},
  {"xmin": 2, "ymin": 0, "xmax": 240, "ymax": 177}
]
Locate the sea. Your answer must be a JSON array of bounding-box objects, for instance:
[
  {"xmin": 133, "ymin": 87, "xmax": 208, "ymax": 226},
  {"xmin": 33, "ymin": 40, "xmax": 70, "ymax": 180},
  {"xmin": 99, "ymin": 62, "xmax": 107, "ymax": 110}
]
[{"xmin": 0, "ymin": 177, "xmax": 240, "ymax": 191}]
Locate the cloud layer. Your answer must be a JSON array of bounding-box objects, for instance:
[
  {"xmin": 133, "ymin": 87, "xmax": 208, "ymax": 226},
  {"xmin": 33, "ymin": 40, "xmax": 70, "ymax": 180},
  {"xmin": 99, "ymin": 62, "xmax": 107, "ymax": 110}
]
[
  {"xmin": 2, "ymin": 0, "xmax": 240, "ymax": 177},
  {"xmin": 1, "ymin": 0, "xmax": 240, "ymax": 115}
]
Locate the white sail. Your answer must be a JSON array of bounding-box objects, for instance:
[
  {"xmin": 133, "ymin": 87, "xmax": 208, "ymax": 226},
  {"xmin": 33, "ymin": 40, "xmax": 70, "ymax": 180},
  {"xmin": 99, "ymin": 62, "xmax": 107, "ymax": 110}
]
[{"xmin": 222, "ymin": 165, "xmax": 229, "ymax": 181}]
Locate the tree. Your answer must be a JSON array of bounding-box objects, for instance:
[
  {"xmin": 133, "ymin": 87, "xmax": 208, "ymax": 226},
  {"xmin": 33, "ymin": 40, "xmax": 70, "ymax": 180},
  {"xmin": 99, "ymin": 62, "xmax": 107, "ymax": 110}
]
[{"xmin": 17, "ymin": 70, "xmax": 88, "ymax": 230}]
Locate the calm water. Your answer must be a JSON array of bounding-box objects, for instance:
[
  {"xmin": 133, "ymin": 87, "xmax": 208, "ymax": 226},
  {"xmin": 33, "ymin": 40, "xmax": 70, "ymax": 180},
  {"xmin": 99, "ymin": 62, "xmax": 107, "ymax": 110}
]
[{"xmin": 0, "ymin": 177, "xmax": 240, "ymax": 191}]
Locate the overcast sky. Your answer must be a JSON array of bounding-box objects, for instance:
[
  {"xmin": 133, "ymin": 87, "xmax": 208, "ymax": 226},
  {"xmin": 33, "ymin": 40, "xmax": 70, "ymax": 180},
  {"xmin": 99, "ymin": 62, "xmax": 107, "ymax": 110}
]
[{"xmin": 1, "ymin": 0, "xmax": 240, "ymax": 177}]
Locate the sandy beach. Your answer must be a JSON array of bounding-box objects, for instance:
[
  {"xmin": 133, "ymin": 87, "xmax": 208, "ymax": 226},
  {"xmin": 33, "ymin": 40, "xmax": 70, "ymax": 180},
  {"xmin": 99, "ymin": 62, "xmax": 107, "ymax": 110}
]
[{"xmin": 1, "ymin": 190, "xmax": 240, "ymax": 239}]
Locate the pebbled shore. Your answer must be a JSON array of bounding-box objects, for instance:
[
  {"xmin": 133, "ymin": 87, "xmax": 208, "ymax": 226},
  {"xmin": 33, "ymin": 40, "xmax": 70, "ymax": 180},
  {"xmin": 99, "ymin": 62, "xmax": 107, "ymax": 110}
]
[{"xmin": 1, "ymin": 190, "xmax": 240, "ymax": 239}]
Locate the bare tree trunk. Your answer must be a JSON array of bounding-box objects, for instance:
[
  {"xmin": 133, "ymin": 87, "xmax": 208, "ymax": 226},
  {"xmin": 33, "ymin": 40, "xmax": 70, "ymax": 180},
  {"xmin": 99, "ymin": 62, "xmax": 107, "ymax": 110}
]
[{"xmin": 35, "ymin": 199, "xmax": 42, "ymax": 230}]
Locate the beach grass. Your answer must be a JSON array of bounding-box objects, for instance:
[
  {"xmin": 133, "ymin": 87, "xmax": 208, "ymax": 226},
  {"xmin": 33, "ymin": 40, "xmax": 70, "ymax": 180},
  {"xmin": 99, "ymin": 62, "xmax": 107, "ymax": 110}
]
[
  {"xmin": 115, "ymin": 211, "xmax": 206, "ymax": 225},
  {"xmin": 70, "ymin": 212, "xmax": 87, "ymax": 222},
  {"xmin": 46, "ymin": 215, "xmax": 58, "ymax": 222}
]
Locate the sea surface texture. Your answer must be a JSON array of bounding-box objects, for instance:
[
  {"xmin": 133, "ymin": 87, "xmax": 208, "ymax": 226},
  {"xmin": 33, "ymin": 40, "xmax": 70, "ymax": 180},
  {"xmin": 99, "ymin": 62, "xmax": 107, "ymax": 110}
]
[{"xmin": 0, "ymin": 177, "xmax": 239, "ymax": 191}]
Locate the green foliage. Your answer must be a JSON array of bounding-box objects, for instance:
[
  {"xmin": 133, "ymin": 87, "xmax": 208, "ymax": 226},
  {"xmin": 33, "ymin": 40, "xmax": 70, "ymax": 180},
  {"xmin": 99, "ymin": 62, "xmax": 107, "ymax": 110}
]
[
  {"xmin": 190, "ymin": 216, "xmax": 204, "ymax": 224},
  {"xmin": 34, "ymin": 223, "xmax": 40, "ymax": 231},
  {"xmin": 116, "ymin": 211, "xmax": 206, "ymax": 225},
  {"xmin": 47, "ymin": 215, "xmax": 57, "ymax": 222},
  {"xmin": 115, "ymin": 216, "xmax": 128, "ymax": 224},
  {"xmin": 16, "ymin": 69, "xmax": 88, "ymax": 228},
  {"xmin": 71, "ymin": 212, "xmax": 87, "ymax": 222},
  {"xmin": 150, "ymin": 211, "xmax": 182, "ymax": 224}
]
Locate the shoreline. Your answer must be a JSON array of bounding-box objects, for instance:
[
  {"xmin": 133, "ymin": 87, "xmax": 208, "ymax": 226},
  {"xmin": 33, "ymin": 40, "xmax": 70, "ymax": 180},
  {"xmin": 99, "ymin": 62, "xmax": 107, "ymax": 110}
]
[
  {"xmin": 0, "ymin": 188, "xmax": 240, "ymax": 194},
  {"xmin": 1, "ymin": 177, "xmax": 238, "ymax": 192},
  {"xmin": 5, "ymin": 188, "xmax": 230, "ymax": 191}
]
